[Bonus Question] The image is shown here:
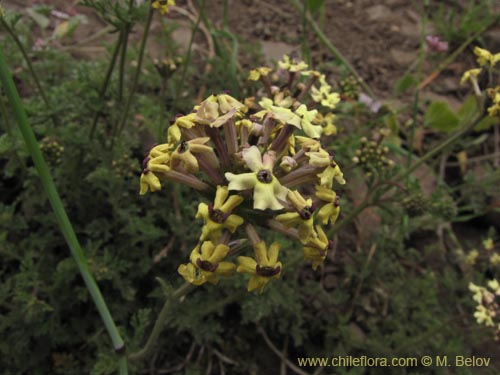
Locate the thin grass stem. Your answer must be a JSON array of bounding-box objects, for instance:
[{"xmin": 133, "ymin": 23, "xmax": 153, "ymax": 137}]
[{"xmin": 0, "ymin": 47, "xmax": 127, "ymax": 374}]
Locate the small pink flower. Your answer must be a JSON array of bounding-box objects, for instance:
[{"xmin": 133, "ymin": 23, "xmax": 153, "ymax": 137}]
[{"xmin": 425, "ymin": 35, "xmax": 449, "ymax": 53}]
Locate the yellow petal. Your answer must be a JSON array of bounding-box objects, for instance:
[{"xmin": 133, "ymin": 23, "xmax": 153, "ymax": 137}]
[
  {"xmin": 219, "ymin": 194, "xmax": 244, "ymax": 212},
  {"xmin": 226, "ymin": 172, "xmax": 257, "ymax": 191},
  {"xmin": 195, "ymin": 202, "xmax": 209, "ymax": 220},
  {"xmin": 216, "ymin": 262, "xmax": 237, "ymax": 276},
  {"xmin": 213, "ymin": 185, "xmax": 229, "ymax": 209},
  {"xmin": 253, "ymin": 181, "xmax": 284, "ymax": 210},
  {"xmin": 209, "ymin": 243, "xmax": 230, "ymax": 263},
  {"xmin": 267, "ymin": 242, "xmax": 281, "ymax": 265},
  {"xmin": 237, "ymin": 256, "xmax": 257, "ymax": 274},
  {"xmin": 242, "ymin": 146, "xmax": 264, "ymax": 172},
  {"xmin": 224, "ymin": 214, "xmax": 244, "ymax": 233}
]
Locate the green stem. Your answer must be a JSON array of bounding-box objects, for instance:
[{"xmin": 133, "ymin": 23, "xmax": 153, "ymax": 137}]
[
  {"xmin": 287, "ymin": 0, "xmax": 375, "ymax": 98},
  {"xmin": 128, "ymin": 283, "xmax": 196, "ymax": 362},
  {"xmin": 118, "ymin": 27, "xmax": 130, "ymax": 103},
  {"xmin": 0, "ymin": 48, "xmax": 127, "ymax": 373},
  {"xmin": 177, "ymin": 0, "xmax": 205, "ymax": 102},
  {"xmin": 1, "ymin": 19, "xmax": 59, "ymax": 127},
  {"xmin": 331, "ymin": 199, "xmax": 371, "ymax": 234},
  {"xmin": 407, "ymin": 9, "xmax": 427, "ymax": 170},
  {"xmin": 89, "ymin": 32, "xmax": 123, "ymax": 139},
  {"xmin": 394, "ymin": 115, "xmax": 482, "ymax": 183},
  {"xmin": 114, "ymin": 5, "xmax": 154, "ymax": 140}
]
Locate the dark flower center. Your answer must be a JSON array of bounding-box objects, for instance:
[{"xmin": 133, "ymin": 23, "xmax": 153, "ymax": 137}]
[
  {"xmin": 196, "ymin": 259, "xmax": 218, "ymax": 272},
  {"xmin": 208, "ymin": 205, "xmax": 230, "ymax": 223},
  {"xmin": 178, "ymin": 141, "xmax": 189, "ymax": 154},
  {"xmin": 256, "ymin": 264, "xmax": 281, "ymax": 277},
  {"xmin": 257, "ymin": 169, "xmax": 273, "ymax": 184},
  {"xmin": 299, "ymin": 205, "xmax": 314, "ymax": 220}
]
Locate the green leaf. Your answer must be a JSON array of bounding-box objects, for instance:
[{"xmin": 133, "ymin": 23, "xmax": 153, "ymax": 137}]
[
  {"xmin": 424, "ymin": 101, "xmax": 459, "ymax": 132},
  {"xmin": 394, "ymin": 74, "xmax": 416, "ymax": 95},
  {"xmin": 457, "ymin": 95, "xmax": 477, "ymax": 126},
  {"xmin": 474, "ymin": 116, "xmax": 498, "ymax": 131},
  {"xmin": 25, "ymin": 8, "xmax": 50, "ymax": 29}
]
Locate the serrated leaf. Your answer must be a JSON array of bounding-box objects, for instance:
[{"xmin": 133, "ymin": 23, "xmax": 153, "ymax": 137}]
[
  {"xmin": 155, "ymin": 277, "xmax": 174, "ymax": 297},
  {"xmin": 424, "ymin": 101, "xmax": 459, "ymax": 132},
  {"xmin": 0, "ymin": 133, "xmax": 13, "ymax": 153}
]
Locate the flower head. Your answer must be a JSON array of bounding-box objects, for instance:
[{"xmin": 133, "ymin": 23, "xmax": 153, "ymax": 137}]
[
  {"xmin": 303, "ymin": 225, "xmax": 333, "ymax": 270},
  {"xmin": 237, "ymin": 241, "xmax": 282, "ymax": 293},
  {"xmin": 275, "ymin": 190, "xmax": 316, "ymax": 243},
  {"xmin": 248, "ymin": 67, "xmax": 272, "ymax": 81},
  {"xmin": 225, "ymin": 146, "xmax": 288, "ymax": 210},
  {"xmin": 474, "ymin": 46, "xmax": 500, "ymax": 67},
  {"xmin": 152, "ymin": 0, "xmax": 175, "ymax": 15},
  {"xmin": 178, "ymin": 241, "xmax": 236, "ymax": 285},
  {"xmin": 315, "ymin": 185, "xmax": 341, "ymax": 225},
  {"xmin": 140, "ymin": 144, "xmax": 172, "ymax": 195},
  {"xmin": 278, "ymin": 55, "xmax": 308, "ymax": 73},
  {"xmin": 196, "ymin": 186, "xmax": 244, "ymax": 241}
]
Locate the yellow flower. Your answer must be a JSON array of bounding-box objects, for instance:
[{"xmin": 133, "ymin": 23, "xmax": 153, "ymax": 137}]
[
  {"xmin": 216, "ymin": 93, "xmax": 245, "ymax": 114},
  {"xmin": 225, "ymin": 146, "xmax": 288, "ymax": 210},
  {"xmin": 278, "ymin": 55, "xmax": 308, "ymax": 72},
  {"xmin": 318, "ymin": 161, "xmax": 346, "ymax": 188},
  {"xmin": 168, "ymin": 113, "xmax": 197, "ymax": 145},
  {"xmin": 248, "ymin": 67, "xmax": 272, "ymax": 81},
  {"xmin": 306, "ymin": 147, "xmax": 330, "ymax": 166},
  {"xmin": 488, "ymin": 279, "xmax": 500, "ymax": 293},
  {"xmin": 465, "ymin": 249, "xmax": 479, "ymax": 265},
  {"xmin": 279, "ymin": 156, "xmax": 297, "ymax": 173},
  {"xmin": 460, "ymin": 68, "xmax": 481, "ymax": 85},
  {"xmin": 296, "ymin": 136, "xmax": 321, "ymax": 152},
  {"xmin": 469, "ymin": 282, "xmax": 484, "ymax": 303},
  {"xmin": 474, "ymin": 305, "xmax": 495, "ymax": 327},
  {"xmin": 237, "ymin": 241, "xmax": 282, "ymax": 293},
  {"xmin": 302, "ymin": 225, "xmax": 332, "ymax": 270},
  {"xmin": 483, "ymin": 238, "xmax": 494, "ymax": 251},
  {"xmin": 322, "ymin": 113, "xmax": 338, "ymax": 136},
  {"xmin": 490, "ymin": 253, "xmax": 500, "ymax": 266},
  {"xmin": 255, "ymin": 98, "xmax": 301, "ymax": 127},
  {"xmin": 474, "ymin": 46, "xmax": 500, "ymax": 67},
  {"xmin": 295, "ymin": 104, "xmax": 322, "ymax": 139},
  {"xmin": 196, "ymin": 185, "xmax": 244, "ymax": 241},
  {"xmin": 311, "ymin": 84, "xmax": 340, "ymax": 109},
  {"xmin": 152, "ymin": 0, "xmax": 175, "ymax": 15},
  {"xmin": 275, "ymin": 190, "xmax": 316, "ymax": 243},
  {"xmin": 178, "ymin": 241, "xmax": 236, "ymax": 285},
  {"xmin": 195, "ymin": 94, "xmax": 242, "ymax": 127},
  {"xmin": 315, "ymin": 185, "xmax": 341, "ymax": 225},
  {"xmin": 139, "ymin": 144, "xmax": 172, "ymax": 195},
  {"xmin": 488, "ymin": 95, "xmax": 500, "ymax": 117},
  {"xmin": 170, "ymin": 137, "xmax": 214, "ymax": 173}
]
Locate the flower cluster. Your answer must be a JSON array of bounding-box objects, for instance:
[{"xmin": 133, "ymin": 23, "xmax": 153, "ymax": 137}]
[
  {"xmin": 469, "ymin": 280, "xmax": 500, "ymax": 339},
  {"xmin": 140, "ymin": 56, "xmax": 345, "ymax": 293},
  {"xmin": 352, "ymin": 131, "xmax": 394, "ymax": 176},
  {"xmin": 461, "ymin": 46, "xmax": 500, "ymax": 117},
  {"xmin": 152, "ymin": 0, "xmax": 175, "ymax": 15},
  {"xmin": 40, "ymin": 137, "xmax": 64, "ymax": 166}
]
